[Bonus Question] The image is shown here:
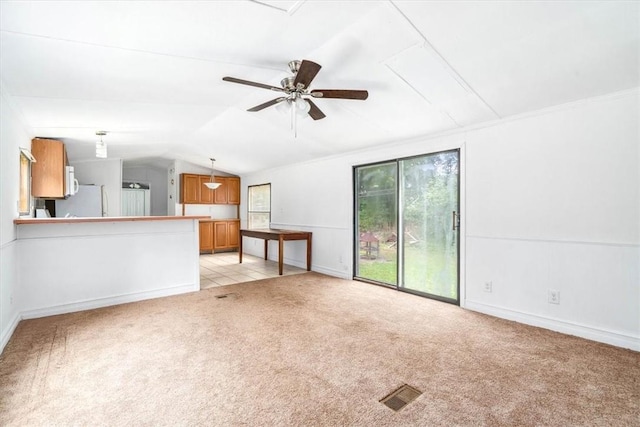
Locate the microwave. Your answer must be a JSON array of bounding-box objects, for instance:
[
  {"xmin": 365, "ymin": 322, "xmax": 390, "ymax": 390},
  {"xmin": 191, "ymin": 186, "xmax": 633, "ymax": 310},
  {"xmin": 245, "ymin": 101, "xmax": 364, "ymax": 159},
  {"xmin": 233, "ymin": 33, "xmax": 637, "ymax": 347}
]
[{"xmin": 65, "ymin": 166, "xmax": 79, "ymax": 197}]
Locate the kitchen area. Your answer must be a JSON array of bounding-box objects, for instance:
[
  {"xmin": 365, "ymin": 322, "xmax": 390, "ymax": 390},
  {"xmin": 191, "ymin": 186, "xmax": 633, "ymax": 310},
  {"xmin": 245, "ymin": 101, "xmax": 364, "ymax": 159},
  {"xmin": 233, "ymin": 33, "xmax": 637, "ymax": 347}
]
[
  {"xmin": 13, "ymin": 137, "xmax": 245, "ymax": 320},
  {"xmin": 28, "ymin": 137, "xmax": 241, "ymax": 256}
]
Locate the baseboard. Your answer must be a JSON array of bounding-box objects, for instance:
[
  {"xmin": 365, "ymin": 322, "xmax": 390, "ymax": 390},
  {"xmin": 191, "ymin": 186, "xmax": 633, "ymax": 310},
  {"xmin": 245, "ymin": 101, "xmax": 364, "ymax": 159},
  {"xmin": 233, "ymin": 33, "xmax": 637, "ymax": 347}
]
[
  {"xmin": 0, "ymin": 311, "xmax": 21, "ymax": 355},
  {"xmin": 311, "ymin": 265, "xmax": 351, "ymax": 280},
  {"xmin": 281, "ymin": 257, "xmax": 351, "ymax": 280},
  {"xmin": 21, "ymin": 283, "xmax": 199, "ymax": 320},
  {"xmin": 464, "ymin": 301, "xmax": 640, "ymax": 351}
]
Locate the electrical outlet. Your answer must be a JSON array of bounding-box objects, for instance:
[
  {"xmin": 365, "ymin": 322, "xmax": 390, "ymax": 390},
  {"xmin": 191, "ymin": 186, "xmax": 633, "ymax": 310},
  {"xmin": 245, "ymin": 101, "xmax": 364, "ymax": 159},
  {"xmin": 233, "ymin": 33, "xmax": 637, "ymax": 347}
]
[
  {"xmin": 484, "ymin": 281, "xmax": 492, "ymax": 293},
  {"xmin": 548, "ymin": 289, "xmax": 560, "ymax": 304}
]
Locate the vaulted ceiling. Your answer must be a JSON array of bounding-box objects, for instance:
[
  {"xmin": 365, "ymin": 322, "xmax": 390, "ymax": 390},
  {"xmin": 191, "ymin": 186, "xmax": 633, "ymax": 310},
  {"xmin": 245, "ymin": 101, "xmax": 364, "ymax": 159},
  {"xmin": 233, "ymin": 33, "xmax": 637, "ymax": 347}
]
[{"xmin": 1, "ymin": 1, "xmax": 638, "ymax": 174}]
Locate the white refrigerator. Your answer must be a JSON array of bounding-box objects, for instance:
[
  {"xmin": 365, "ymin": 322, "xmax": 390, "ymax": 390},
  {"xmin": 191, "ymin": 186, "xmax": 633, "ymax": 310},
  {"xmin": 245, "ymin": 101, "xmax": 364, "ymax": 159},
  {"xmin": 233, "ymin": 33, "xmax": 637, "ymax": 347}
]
[{"xmin": 55, "ymin": 185, "xmax": 105, "ymax": 217}]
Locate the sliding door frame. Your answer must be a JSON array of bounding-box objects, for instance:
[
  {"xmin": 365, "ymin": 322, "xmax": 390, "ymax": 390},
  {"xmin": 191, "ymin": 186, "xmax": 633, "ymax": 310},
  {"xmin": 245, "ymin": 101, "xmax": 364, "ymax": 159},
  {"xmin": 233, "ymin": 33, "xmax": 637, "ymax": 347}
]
[{"xmin": 353, "ymin": 148, "xmax": 462, "ymax": 306}]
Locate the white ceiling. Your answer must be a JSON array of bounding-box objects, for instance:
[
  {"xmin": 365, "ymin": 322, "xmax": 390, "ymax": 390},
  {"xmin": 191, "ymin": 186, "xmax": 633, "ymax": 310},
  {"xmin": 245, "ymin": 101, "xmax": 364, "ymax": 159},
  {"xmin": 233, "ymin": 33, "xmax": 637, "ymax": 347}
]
[{"xmin": 1, "ymin": 1, "xmax": 638, "ymax": 174}]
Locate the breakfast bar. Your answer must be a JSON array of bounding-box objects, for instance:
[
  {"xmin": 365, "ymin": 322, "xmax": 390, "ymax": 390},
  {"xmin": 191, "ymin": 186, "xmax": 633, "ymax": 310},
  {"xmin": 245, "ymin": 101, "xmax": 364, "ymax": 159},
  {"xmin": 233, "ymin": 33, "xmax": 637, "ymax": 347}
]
[
  {"xmin": 239, "ymin": 228, "xmax": 312, "ymax": 275},
  {"xmin": 13, "ymin": 216, "xmax": 205, "ymax": 318}
]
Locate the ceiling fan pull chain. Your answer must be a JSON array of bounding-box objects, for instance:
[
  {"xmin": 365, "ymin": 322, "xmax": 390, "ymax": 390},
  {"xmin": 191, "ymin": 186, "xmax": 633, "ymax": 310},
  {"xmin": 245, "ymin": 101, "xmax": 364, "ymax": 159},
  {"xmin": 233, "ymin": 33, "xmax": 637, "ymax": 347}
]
[{"xmin": 293, "ymin": 100, "xmax": 298, "ymax": 138}]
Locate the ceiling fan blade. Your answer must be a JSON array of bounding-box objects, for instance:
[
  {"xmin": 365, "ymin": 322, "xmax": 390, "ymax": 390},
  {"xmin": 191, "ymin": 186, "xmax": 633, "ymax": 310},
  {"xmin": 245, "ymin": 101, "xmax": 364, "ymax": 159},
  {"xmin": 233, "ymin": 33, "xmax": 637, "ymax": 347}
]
[
  {"xmin": 310, "ymin": 89, "xmax": 368, "ymax": 100},
  {"xmin": 247, "ymin": 97, "xmax": 287, "ymax": 112},
  {"xmin": 306, "ymin": 99, "xmax": 326, "ymax": 120},
  {"xmin": 293, "ymin": 60, "xmax": 322, "ymax": 89},
  {"xmin": 222, "ymin": 76, "xmax": 284, "ymax": 92}
]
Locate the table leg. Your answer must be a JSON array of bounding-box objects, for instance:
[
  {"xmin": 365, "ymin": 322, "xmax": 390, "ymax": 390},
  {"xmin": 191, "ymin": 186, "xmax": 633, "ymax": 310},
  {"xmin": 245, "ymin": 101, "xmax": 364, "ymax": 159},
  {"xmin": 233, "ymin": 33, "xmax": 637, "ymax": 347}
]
[
  {"xmin": 264, "ymin": 239, "xmax": 268, "ymax": 260},
  {"xmin": 278, "ymin": 236, "xmax": 284, "ymax": 275},
  {"xmin": 239, "ymin": 235, "xmax": 243, "ymax": 264},
  {"xmin": 306, "ymin": 234, "xmax": 312, "ymax": 271}
]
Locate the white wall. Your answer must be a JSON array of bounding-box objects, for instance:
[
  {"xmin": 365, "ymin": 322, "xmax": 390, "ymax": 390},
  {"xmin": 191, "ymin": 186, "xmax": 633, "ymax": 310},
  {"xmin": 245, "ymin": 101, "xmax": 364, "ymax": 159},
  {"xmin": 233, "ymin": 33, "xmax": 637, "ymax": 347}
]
[
  {"xmin": 0, "ymin": 84, "xmax": 33, "ymax": 350},
  {"xmin": 464, "ymin": 91, "xmax": 639, "ymax": 349},
  {"xmin": 240, "ymin": 89, "xmax": 639, "ymax": 350},
  {"xmin": 122, "ymin": 164, "xmax": 168, "ymax": 216},
  {"xmin": 73, "ymin": 158, "xmax": 123, "ymax": 217}
]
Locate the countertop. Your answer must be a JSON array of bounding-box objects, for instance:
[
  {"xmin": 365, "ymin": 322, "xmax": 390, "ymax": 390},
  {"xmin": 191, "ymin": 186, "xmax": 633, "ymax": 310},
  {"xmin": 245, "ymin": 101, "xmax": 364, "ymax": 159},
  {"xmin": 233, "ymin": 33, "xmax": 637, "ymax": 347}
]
[{"xmin": 14, "ymin": 215, "xmax": 210, "ymax": 225}]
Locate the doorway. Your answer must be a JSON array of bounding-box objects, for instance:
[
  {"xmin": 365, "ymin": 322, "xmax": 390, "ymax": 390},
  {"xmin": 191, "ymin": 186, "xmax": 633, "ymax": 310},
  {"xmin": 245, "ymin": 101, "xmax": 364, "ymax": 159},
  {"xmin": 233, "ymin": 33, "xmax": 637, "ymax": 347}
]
[{"xmin": 354, "ymin": 149, "xmax": 460, "ymax": 304}]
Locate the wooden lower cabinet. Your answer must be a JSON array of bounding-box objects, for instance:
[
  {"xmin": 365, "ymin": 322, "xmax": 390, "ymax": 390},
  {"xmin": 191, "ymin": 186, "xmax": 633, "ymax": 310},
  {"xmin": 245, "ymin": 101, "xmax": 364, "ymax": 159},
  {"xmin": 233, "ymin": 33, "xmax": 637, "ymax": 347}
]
[
  {"xmin": 199, "ymin": 219, "xmax": 240, "ymax": 253},
  {"xmin": 199, "ymin": 221, "xmax": 214, "ymax": 253},
  {"xmin": 213, "ymin": 219, "xmax": 240, "ymax": 252}
]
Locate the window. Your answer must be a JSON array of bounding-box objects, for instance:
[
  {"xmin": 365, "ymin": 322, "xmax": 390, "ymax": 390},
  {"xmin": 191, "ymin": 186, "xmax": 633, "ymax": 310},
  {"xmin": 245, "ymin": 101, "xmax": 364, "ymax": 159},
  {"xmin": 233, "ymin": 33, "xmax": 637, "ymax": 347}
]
[
  {"xmin": 19, "ymin": 149, "xmax": 35, "ymax": 215},
  {"xmin": 248, "ymin": 184, "xmax": 271, "ymax": 229}
]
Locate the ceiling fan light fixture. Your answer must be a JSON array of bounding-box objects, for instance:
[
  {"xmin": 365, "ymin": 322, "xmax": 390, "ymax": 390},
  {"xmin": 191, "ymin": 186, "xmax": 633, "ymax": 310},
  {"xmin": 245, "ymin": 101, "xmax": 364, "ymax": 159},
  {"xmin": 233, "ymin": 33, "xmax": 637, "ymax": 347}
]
[
  {"xmin": 296, "ymin": 98, "xmax": 311, "ymax": 115},
  {"xmin": 275, "ymin": 98, "xmax": 292, "ymax": 114},
  {"xmin": 204, "ymin": 158, "xmax": 222, "ymax": 190}
]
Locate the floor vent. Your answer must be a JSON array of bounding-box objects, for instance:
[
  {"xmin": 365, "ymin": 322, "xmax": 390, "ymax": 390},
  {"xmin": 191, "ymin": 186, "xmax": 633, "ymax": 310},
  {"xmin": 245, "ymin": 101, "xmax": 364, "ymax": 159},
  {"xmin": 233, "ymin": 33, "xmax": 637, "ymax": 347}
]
[
  {"xmin": 215, "ymin": 293, "xmax": 237, "ymax": 299},
  {"xmin": 380, "ymin": 384, "xmax": 422, "ymax": 412}
]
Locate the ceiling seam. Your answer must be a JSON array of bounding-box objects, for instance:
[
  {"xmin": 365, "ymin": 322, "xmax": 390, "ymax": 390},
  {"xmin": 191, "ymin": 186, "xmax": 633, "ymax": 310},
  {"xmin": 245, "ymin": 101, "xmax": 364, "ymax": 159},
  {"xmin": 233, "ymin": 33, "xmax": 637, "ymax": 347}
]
[
  {"xmin": 384, "ymin": 64, "xmax": 462, "ymax": 128},
  {"xmin": 248, "ymin": 0, "xmax": 307, "ymax": 15},
  {"xmin": 387, "ymin": 0, "xmax": 502, "ymax": 119},
  {"xmin": 0, "ymin": 29, "xmax": 284, "ymax": 72}
]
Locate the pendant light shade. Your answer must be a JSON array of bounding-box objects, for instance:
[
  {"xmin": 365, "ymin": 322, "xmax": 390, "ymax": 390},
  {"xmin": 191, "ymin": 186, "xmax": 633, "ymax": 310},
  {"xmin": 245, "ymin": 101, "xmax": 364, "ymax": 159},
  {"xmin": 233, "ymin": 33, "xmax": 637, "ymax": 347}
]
[
  {"xmin": 95, "ymin": 131, "xmax": 107, "ymax": 158},
  {"xmin": 204, "ymin": 158, "xmax": 221, "ymax": 190}
]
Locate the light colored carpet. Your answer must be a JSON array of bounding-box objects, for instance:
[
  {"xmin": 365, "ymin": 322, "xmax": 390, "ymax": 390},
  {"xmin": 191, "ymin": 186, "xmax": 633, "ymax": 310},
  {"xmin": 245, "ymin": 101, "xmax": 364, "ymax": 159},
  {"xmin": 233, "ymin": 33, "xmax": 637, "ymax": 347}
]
[{"xmin": 1, "ymin": 273, "xmax": 638, "ymax": 426}]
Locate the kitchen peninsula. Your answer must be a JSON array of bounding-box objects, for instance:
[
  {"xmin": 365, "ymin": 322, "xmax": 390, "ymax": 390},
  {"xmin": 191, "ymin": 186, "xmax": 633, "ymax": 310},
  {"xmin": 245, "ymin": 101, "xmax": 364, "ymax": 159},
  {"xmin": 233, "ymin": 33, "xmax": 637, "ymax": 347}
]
[{"xmin": 14, "ymin": 216, "xmax": 204, "ymax": 319}]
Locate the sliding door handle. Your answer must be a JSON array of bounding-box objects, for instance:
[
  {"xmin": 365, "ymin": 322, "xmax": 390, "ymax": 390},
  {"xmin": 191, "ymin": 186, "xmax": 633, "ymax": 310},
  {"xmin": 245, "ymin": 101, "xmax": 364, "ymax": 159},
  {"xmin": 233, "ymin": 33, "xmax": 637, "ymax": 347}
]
[{"xmin": 452, "ymin": 211, "xmax": 460, "ymax": 231}]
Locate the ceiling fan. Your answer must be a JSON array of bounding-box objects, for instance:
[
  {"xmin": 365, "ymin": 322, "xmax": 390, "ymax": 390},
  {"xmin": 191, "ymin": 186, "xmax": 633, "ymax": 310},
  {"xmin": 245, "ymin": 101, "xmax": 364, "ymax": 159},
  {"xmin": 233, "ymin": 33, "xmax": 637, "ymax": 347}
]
[{"xmin": 222, "ymin": 60, "xmax": 368, "ymax": 120}]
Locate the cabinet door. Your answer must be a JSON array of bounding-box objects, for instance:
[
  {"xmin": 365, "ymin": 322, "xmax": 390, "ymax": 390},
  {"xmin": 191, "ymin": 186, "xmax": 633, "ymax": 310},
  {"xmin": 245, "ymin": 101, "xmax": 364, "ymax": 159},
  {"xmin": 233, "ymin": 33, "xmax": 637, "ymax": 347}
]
[
  {"xmin": 199, "ymin": 221, "xmax": 214, "ymax": 253},
  {"xmin": 213, "ymin": 221, "xmax": 229, "ymax": 249},
  {"xmin": 31, "ymin": 138, "xmax": 66, "ymax": 199},
  {"xmin": 199, "ymin": 175, "xmax": 214, "ymax": 204},
  {"xmin": 227, "ymin": 220, "xmax": 240, "ymax": 247},
  {"xmin": 227, "ymin": 177, "xmax": 241, "ymax": 205},
  {"xmin": 181, "ymin": 174, "xmax": 199, "ymax": 204},
  {"xmin": 213, "ymin": 177, "xmax": 228, "ymax": 204}
]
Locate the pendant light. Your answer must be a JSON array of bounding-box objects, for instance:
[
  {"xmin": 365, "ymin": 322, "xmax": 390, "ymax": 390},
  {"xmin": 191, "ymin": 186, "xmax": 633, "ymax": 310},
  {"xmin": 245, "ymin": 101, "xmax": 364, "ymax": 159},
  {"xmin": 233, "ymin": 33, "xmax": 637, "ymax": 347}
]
[
  {"xmin": 204, "ymin": 158, "xmax": 221, "ymax": 190},
  {"xmin": 95, "ymin": 131, "xmax": 107, "ymax": 158}
]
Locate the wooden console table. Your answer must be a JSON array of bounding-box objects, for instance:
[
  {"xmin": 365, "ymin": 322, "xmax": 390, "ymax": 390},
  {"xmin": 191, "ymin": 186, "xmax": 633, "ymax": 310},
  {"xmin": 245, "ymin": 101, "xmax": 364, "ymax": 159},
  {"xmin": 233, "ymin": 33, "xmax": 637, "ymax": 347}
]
[{"xmin": 239, "ymin": 228, "xmax": 312, "ymax": 275}]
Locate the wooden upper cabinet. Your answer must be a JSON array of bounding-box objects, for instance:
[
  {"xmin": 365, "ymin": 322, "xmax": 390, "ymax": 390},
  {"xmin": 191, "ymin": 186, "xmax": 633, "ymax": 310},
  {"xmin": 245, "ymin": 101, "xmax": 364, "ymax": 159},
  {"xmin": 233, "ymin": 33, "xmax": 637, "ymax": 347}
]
[
  {"xmin": 226, "ymin": 177, "xmax": 240, "ymax": 205},
  {"xmin": 180, "ymin": 173, "xmax": 240, "ymax": 205},
  {"xmin": 213, "ymin": 177, "xmax": 228, "ymax": 204},
  {"xmin": 31, "ymin": 138, "xmax": 68, "ymax": 199},
  {"xmin": 199, "ymin": 175, "xmax": 214, "ymax": 204},
  {"xmin": 180, "ymin": 174, "xmax": 199, "ymax": 204},
  {"xmin": 214, "ymin": 176, "xmax": 240, "ymax": 205}
]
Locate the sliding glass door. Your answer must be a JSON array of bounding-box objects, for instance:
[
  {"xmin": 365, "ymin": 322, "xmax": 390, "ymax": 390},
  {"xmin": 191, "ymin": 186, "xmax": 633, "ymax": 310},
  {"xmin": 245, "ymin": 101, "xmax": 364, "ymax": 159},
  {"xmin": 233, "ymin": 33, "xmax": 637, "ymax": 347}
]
[
  {"xmin": 354, "ymin": 162, "xmax": 397, "ymax": 285},
  {"xmin": 354, "ymin": 150, "xmax": 459, "ymax": 304}
]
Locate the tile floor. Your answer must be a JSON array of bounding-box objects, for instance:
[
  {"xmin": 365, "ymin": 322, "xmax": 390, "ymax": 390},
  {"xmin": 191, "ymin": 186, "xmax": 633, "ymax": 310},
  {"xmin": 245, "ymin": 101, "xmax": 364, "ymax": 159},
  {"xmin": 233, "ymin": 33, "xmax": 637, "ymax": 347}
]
[{"xmin": 199, "ymin": 252, "xmax": 308, "ymax": 290}]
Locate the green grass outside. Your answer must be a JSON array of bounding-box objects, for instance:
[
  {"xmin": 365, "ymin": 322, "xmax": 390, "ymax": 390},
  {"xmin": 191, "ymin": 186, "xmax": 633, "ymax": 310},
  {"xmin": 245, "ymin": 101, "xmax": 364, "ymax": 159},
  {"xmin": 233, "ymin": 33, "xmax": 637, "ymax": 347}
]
[{"xmin": 358, "ymin": 241, "xmax": 457, "ymax": 299}]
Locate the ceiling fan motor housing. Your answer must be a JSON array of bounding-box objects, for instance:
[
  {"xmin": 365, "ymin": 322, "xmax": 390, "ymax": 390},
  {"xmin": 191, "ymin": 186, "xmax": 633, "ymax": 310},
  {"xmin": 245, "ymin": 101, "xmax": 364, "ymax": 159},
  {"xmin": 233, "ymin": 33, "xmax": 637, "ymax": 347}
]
[{"xmin": 281, "ymin": 76, "xmax": 296, "ymax": 91}]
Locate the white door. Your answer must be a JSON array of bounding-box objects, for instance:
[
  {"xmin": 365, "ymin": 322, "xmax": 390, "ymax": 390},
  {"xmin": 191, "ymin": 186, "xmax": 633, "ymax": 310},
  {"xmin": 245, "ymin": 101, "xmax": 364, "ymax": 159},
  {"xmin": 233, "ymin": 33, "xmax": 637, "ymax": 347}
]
[{"xmin": 122, "ymin": 189, "xmax": 150, "ymax": 216}]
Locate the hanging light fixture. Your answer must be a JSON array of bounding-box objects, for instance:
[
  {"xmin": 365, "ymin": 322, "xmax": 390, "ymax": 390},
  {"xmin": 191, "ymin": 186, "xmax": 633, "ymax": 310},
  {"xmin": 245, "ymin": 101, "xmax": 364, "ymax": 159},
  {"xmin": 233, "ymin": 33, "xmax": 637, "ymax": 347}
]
[
  {"xmin": 204, "ymin": 158, "xmax": 222, "ymax": 190},
  {"xmin": 95, "ymin": 131, "xmax": 107, "ymax": 158}
]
